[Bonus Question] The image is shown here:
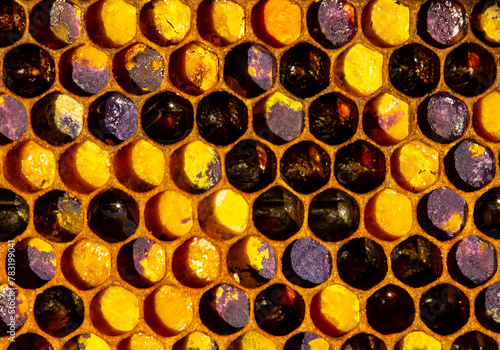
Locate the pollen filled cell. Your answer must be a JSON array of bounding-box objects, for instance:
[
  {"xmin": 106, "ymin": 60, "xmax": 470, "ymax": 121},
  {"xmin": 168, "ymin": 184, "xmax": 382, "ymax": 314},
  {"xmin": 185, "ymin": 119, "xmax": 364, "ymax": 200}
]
[
  {"xmin": 140, "ymin": 0, "xmax": 191, "ymax": 46},
  {"xmin": 170, "ymin": 141, "xmax": 222, "ymax": 194},
  {"xmin": 362, "ymin": 0, "xmax": 410, "ymax": 47},
  {"xmin": 59, "ymin": 140, "xmax": 111, "ymax": 193},
  {"xmin": 365, "ymin": 189, "xmax": 413, "ymax": 241},
  {"xmin": 198, "ymin": 189, "xmax": 249, "ymax": 240},
  {"xmin": 60, "ymin": 44, "xmax": 111, "ymax": 96},
  {"xmin": 5, "ymin": 141, "xmax": 56, "ymax": 193},
  {"xmin": 169, "ymin": 43, "xmax": 219, "ymax": 95},
  {"xmin": 115, "ymin": 139, "xmax": 166, "ymax": 192},
  {"xmin": 252, "ymin": 0, "xmax": 301, "ymax": 47},
  {"xmin": 172, "ymin": 237, "xmax": 220, "ymax": 288},
  {"xmin": 198, "ymin": 0, "xmax": 246, "ymax": 46},
  {"xmin": 311, "ymin": 284, "xmax": 360, "ymax": 336},
  {"xmin": 87, "ymin": 0, "xmax": 137, "ymax": 48}
]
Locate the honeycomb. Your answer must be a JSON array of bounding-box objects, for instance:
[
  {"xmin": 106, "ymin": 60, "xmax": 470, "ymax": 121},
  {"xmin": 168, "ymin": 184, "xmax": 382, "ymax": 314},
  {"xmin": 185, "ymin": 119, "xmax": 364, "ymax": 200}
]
[{"xmin": 1, "ymin": 0, "xmax": 500, "ymax": 349}]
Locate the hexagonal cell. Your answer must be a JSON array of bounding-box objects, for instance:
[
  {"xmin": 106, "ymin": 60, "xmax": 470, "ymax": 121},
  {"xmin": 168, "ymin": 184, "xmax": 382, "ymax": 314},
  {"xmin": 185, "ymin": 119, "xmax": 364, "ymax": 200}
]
[
  {"xmin": 5, "ymin": 141, "xmax": 56, "ymax": 193},
  {"xmin": 114, "ymin": 140, "xmax": 166, "ymax": 192},
  {"xmin": 31, "ymin": 92, "xmax": 84, "ymax": 146},
  {"xmin": 141, "ymin": 91, "xmax": 194, "ymax": 145},
  {"xmin": 196, "ymin": 91, "xmax": 247, "ymax": 146},
  {"xmin": 476, "ymin": 282, "xmax": 500, "ymax": 333},
  {"xmin": 252, "ymin": 0, "xmax": 301, "ymax": 47},
  {"xmin": 285, "ymin": 333, "xmax": 330, "ymax": 350},
  {"xmin": 34, "ymin": 286, "xmax": 84, "ymax": 337},
  {"xmin": 140, "ymin": 0, "xmax": 191, "ymax": 46},
  {"xmin": 224, "ymin": 42, "xmax": 276, "ymax": 98},
  {"xmin": 417, "ymin": 0, "xmax": 466, "ymax": 48},
  {"xmin": 474, "ymin": 89, "xmax": 500, "ymax": 142},
  {"xmin": 417, "ymin": 187, "xmax": 468, "ymax": 241},
  {"xmin": 198, "ymin": 189, "xmax": 249, "ymax": 240},
  {"xmin": 88, "ymin": 92, "xmax": 138, "ymax": 145},
  {"xmin": 29, "ymin": 0, "xmax": 82, "ymax": 49},
  {"xmin": 472, "ymin": 0, "xmax": 500, "ymax": 46},
  {"xmin": 444, "ymin": 43, "xmax": 496, "ymax": 97},
  {"xmin": 173, "ymin": 332, "xmax": 219, "ymax": 350},
  {"xmin": 87, "ymin": 0, "xmax": 137, "ymax": 48},
  {"xmin": 452, "ymin": 331, "xmax": 499, "ymax": 350},
  {"xmin": 87, "ymin": 189, "xmax": 139, "ymax": 243},
  {"xmin": 309, "ymin": 92, "xmax": 358, "ymax": 145},
  {"xmin": 198, "ymin": 0, "xmax": 245, "ymax": 46},
  {"xmin": 170, "ymin": 141, "xmax": 221, "ymax": 194},
  {"xmin": 200, "ymin": 284, "xmax": 250, "ymax": 335},
  {"xmin": 169, "ymin": 42, "xmax": 219, "ymax": 95},
  {"xmin": 280, "ymin": 141, "xmax": 331, "ymax": 194},
  {"xmin": 0, "ymin": 95, "xmax": 27, "ymax": 145},
  {"xmin": 34, "ymin": 190, "xmax": 83, "ymax": 243},
  {"xmin": 0, "ymin": 1, "xmax": 26, "ymax": 48},
  {"xmin": 391, "ymin": 235, "xmax": 443, "ymax": 287},
  {"xmin": 335, "ymin": 44, "xmax": 383, "ymax": 96},
  {"xmin": 395, "ymin": 332, "xmax": 442, "ymax": 350},
  {"xmin": 12, "ymin": 237, "xmax": 56, "ymax": 289},
  {"xmin": 113, "ymin": 43, "xmax": 165, "ymax": 95},
  {"xmin": 173, "ymin": 237, "xmax": 222, "ymax": 288},
  {"xmin": 365, "ymin": 189, "xmax": 413, "ymax": 241},
  {"xmin": 366, "ymin": 284, "xmax": 415, "ymax": 335},
  {"xmin": 311, "ymin": 284, "xmax": 360, "ymax": 336},
  {"xmin": 0, "ymin": 284, "xmax": 27, "ymax": 337},
  {"xmin": 362, "ymin": 0, "xmax": 410, "ymax": 47},
  {"xmin": 307, "ymin": 0, "xmax": 356, "ymax": 49},
  {"xmin": 253, "ymin": 186, "xmax": 304, "ymax": 241},
  {"xmin": 62, "ymin": 334, "xmax": 109, "ymax": 350},
  {"xmin": 145, "ymin": 190, "xmax": 193, "ymax": 241},
  {"xmin": 308, "ymin": 188, "xmax": 360, "ymax": 242},
  {"xmin": 337, "ymin": 238, "xmax": 387, "ymax": 290},
  {"xmin": 420, "ymin": 284, "xmax": 469, "ymax": 335},
  {"xmin": 90, "ymin": 286, "xmax": 140, "ymax": 335},
  {"xmin": 448, "ymin": 235, "xmax": 497, "ymax": 288},
  {"xmin": 0, "ymin": 189, "xmax": 29, "ymax": 242},
  {"xmin": 3, "ymin": 44, "xmax": 55, "ymax": 98},
  {"xmin": 418, "ymin": 92, "xmax": 469, "ymax": 144},
  {"xmin": 391, "ymin": 141, "xmax": 439, "ymax": 193},
  {"xmin": 6, "ymin": 334, "xmax": 53, "ymax": 350},
  {"xmin": 225, "ymin": 139, "xmax": 277, "ymax": 193},
  {"xmin": 280, "ymin": 43, "xmax": 330, "ymax": 99},
  {"xmin": 145, "ymin": 285, "xmax": 194, "ymax": 337},
  {"xmin": 363, "ymin": 92, "xmax": 410, "ymax": 146},
  {"xmin": 254, "ymin": 284, "xmax": 305, "ymax": 336},
  {"xmin": 389, "ymin": 43, "xmax": 440, "ymax": 97},
  {"xmin": 342, "ymin": 334, "xmax": 387, "ymax": 350},
  {"xmin": 474, "ymin": 187, "xmax": 500, "ymax": 239},
  {"xmin": 334, "ymin": 140, "xmax": 386, "ymax": 194},
  {"xmin": 61, "ymin": 239, "xmax": 111, "ymax": 290},
  {"xmin": 228, "ymin": 332, "xmax": 277, "ymax": 350},
  {"xmin": 444, "ymin": 139, "xmax": 495, "ymax": 192},
  {"xmin": 282, "ymin": 238, "xmax": 332, "ymax": 288},
  {"xmin": 253, "ymin": 92, "xmax": 304, "ymax": 145},
  {"xmin": 59, "ymin": 45, "xmax": 111, "ymax": 96},
  {"xmin": 227, "ymin": 236, "xmax": 276, "ymax": 288}
]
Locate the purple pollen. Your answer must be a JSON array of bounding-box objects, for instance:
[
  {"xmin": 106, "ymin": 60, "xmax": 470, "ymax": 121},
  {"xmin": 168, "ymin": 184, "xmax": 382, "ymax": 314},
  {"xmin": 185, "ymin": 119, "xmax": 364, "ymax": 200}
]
[
  {"xmin": 103, "ymin": 93, "xmax": 138, "ymax": 141},
  {"xmin": 0, "ymin": 95, "xmax": 28, "ymax": 142},
  {"xmin": 267, "ymin": 103, "xmax": 304, "ymax": 142},
  {"xmin": 455, "ymin": 236, "xmax": 496, "ymax": 285},
  {"xmin": 318, "ymin": 0, "xmax": 356, "ymax": 48},
  {"xmin": 27, "ymin": 247, "xmax": 56, "ymax": 281},
  {"xmin": 288, "ymin": 238, "xmax": 332, "ymax": 285},
  {"xmin": 423, "ymin": 92, "xmax": 468, "ymax": 143},
  {"xmin": 214, "ymin": 284, "xmax": 249, "ymax": 329},
  {"xmin": 426, "ymin": 186, "xmax": 467, "ymax": 239}
]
